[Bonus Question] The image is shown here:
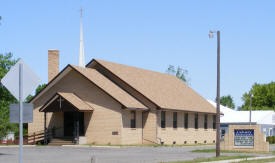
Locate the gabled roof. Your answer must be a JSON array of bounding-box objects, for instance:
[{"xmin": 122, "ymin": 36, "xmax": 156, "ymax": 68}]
[
  {"xmin": 71, "ymin": 65, "xmax": 147, "ymax": 110},
  {"xmin": 40, "ymin": 92, "xmax": 94, "ymax": 112},
  {"xmin": 89, "ymin": 59, "xmax": 216, "ymax": 113},
  {"xmin": 31, "ymin": 65, "xmax": 147, "ymax": 110}
]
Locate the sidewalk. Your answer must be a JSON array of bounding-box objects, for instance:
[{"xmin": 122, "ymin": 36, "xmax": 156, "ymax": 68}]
[{"xmin": 202, "ymin": 156, "xmax": 275, "ymax": 163}]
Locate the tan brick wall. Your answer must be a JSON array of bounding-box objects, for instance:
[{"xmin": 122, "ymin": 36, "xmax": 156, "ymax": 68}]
[
  {"xmin": 48, "ymin": 50, "xmax": 59, "ymax": 82},
  {"xmin": 29, "ymin": 70, "xmax": 123, "ymax": 145},
  {"xmin": 121, "ymin": 110, "xmax": 142, "ymax": 144},
  {"xmin": 221, "ymin": 125, "xmax": 269, "ymax": 152},
  {"xmin": 157, "ymin": 111, "xmax": 216, "ymax": 145},
  {"xmin": 143, "ymin": 110, "xmax": 157, "ymax": 144}
]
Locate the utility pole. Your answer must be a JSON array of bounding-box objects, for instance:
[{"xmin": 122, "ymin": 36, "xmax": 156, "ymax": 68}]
[
  {"xmin": 216, "ymin": 30, "xmax": 221, "ymax": 157},
  {"xmin": 209, "ymin": 30, "xmax": 221, "ymax": 157}
]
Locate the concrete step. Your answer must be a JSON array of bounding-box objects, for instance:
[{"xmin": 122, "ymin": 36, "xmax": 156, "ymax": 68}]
[{"xmin": 48, "ymin": 138, "xmax": 74, "ymax": 146}]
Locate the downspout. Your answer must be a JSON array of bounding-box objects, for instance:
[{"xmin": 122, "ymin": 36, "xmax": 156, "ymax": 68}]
[
  {"xmin": 44, "ymin": 112, "xmax": 47, "ymax": 144},
  {"xmin": 142, "ymin": 111, "xmax": 144, "ymax": 144}
]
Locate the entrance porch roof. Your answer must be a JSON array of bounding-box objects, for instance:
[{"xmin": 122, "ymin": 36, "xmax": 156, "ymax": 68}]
[{"xmin": 39, "ymin": 92, "xmax": 94, "ymax": 112}]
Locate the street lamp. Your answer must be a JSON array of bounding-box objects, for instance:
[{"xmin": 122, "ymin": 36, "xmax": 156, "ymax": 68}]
[
  {"xmin": 249, "ymin": 93, "xmax": 253, "ymax": 125},
  {"xmin": 209, "ymin": 30, "xmax": 221, "ymax": 157}
]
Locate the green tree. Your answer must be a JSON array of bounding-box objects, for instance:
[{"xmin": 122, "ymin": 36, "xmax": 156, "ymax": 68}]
[
  {"xmin": 0, "ymin": 53, "xmax": 18, "ymax": 138},
  {"xmin": 25, "ymin": 84, "xmax": 46, "ymax": 102},
  {"xmin": 166, "ymin": 65, "xmax": 189, "ymax": 84},
  {"xmin": 241, "ymin": 82, "xmax": 275, "ymax": 110},
  {"xmin": 218, "ymin": 95, "xmax": 235, "ymax": 109}
]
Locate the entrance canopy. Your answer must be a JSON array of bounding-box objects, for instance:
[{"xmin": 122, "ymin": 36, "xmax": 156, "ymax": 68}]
[{"xmin": 39, "ymin": 92, "xmax": 93, "ymax": 112}]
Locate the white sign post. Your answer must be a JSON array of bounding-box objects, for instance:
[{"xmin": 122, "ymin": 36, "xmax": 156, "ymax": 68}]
[{"xmin": 1, "ymin": 59, "xmax": 40, "ymax": 163}]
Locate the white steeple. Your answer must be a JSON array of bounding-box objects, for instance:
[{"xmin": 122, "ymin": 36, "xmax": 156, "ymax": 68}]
[{"xmin": 78, "ymin": 8, "xmax": 85, "ymax": 68}]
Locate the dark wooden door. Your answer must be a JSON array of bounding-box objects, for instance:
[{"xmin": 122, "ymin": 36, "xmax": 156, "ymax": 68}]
[{"xmin": 64, "ymin": 112, "xmax": 74, "ymax": 137}]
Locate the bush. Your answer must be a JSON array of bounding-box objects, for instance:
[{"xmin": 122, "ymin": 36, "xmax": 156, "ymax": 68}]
[{"xmin": 266, "ymin": 136, "xmax": 275, "ymax": 144}]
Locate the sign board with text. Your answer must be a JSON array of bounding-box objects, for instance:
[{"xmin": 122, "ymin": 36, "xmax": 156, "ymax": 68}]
[
  {"xmin": 234, "ymin": 129, "xmax": 254, "ymax": 147},
  {"xmin": 10, "ymin": 103, "xmax": 33, "ymax": 123}
]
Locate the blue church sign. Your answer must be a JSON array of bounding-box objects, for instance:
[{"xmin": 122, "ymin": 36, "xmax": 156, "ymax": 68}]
[{"xmin": 234, "ymin": 129, "xmax": 254, "ymax": 147}]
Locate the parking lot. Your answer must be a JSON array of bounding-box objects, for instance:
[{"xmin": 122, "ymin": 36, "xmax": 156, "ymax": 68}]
[{"xmin": 0, "ymin": 145, "xmax": 274, "ymax": 163}]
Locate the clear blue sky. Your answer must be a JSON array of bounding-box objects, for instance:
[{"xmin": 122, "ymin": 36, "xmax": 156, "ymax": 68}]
[{"xmin": 1, "ymin": 0, "xmax": 274, "ymax": 108}]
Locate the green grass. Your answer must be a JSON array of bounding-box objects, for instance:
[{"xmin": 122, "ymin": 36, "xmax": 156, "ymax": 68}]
[
  {"xmin": 191, "ymin": 149, "xmax": 271, "ymax": 154},
  {"xmin": 163, "ymin": 155, "xmax": 254, "ymax": 163}
]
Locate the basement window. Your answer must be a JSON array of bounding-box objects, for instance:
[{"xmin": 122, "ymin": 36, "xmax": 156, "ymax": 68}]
[
  {"xmin": 130, "ymin": 111, "xmax": 136, "ymax": 128},
  {"xmin": 173, "ymin": 112, "xmax": 177, "ymax": 128},
  {"xmin": 161, "ymin": 111, "xmax": 166, "ymax": 128}
]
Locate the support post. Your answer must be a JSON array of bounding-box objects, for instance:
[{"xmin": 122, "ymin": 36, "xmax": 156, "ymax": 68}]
[
  {"xmin": 33, "ymin": 132, "xmax": 35, "ymax": 145},
  {"xmin": 73, "ymin": 112, "xmax": 80, "ymax": 144},
  {"xmin": 44, "ymin": 112, "xmax": 47, "ymax": 144},
  {"xmin": 76, "ymin": 112, "xmax": 79, "ymax": 144},
  {"xmin": 19, "ymin": 63, "xmax": 23, "ymax": 163},
  {"xmin": 216, "ymin": 31, "xmax": 221, "ymax": 157}
]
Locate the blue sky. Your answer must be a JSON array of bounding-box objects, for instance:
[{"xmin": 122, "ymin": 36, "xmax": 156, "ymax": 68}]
[{"xmin": 1, "ymin": 0, "xmax": 274, "ymax": 108}]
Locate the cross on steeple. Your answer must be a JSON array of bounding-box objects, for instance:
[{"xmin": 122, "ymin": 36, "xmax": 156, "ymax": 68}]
[{"xmin": 80, "ymin": 8, "xmax": 83, "ymax": 18}]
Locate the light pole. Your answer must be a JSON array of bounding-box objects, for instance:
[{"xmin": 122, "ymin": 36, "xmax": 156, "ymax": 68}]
[
  {"xmin": 249, "ymin": 93, "xmax": 253, "ymax": 125},
  {"xmin": 209, "ymin": 30, "xmax": 221, "ymax": 157}
]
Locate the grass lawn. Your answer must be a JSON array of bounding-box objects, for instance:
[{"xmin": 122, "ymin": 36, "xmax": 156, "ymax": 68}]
[{"xmin": 163, "ymin": 155, "xmax": 254, "ymax": 163}]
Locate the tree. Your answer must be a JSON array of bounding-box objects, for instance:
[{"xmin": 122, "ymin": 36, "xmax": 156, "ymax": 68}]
[
  {"xmin": 25, "ymin": 84, "xmax": 46, "ymax": 102},
  {"xmin": 241, "ymin": 82, "xmax": 275, "ymax": 110},
  {"xmin": 218, "ymin": 95, "xmax": 235, "ymax": 109},
  {"xmin": 166, "ymin": 65, "xmax": 189, "ymax": 84},
  {"xmin": 0, "ymin": 53, "xmax": 18, "ymax": 138}
]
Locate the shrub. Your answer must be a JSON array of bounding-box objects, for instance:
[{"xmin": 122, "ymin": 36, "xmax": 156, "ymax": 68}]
[
  {"xmin": 266, "ymin": 136, "xmax": 275, "ymax": 144},
  {"xmin": 266, "ymin": 136, "xmax": 271, "ymax": 143}
]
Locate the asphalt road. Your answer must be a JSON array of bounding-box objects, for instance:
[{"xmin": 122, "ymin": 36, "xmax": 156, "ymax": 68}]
[{"xmin": 0, "ymin": 145, "xmax": 273, "ymax": 163}]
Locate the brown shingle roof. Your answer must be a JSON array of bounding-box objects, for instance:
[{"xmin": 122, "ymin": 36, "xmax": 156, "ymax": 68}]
[
  {"xmin": 57, "ymin": 92, "xmax": 93, "ymax": 111},
  {"xmin": 71, "ymin": 65, "xmax": 147, "ymax": 110},
  {"xmin": 94, "ymin": 59, "xmax": 216, "ymax": 113},
  {"xmin": 40, "ymin": 92, "xmax": 94, "ymax": 112}
]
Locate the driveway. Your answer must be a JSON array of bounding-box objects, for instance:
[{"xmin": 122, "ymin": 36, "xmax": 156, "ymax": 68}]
[{"xmin": 0, "ymin": 145, "xmax": 273, "ymax": 163}]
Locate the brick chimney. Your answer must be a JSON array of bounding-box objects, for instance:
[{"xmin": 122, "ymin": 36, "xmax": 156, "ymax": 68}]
[{"xmin": 48, "ymin": 50, "xmax": 59, "ymax": 82}]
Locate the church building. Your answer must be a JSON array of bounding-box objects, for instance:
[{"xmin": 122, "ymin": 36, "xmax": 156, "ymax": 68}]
[{"xmin": 28, "ymin": 50, "xmax": 217, "ymax": 145}]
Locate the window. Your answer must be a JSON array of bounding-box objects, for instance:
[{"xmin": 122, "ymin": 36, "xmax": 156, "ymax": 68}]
[
  {"xmin": 161, "ymin": 111, "xmax": 166, "ymax": 128},
  {"xmin": 173, "ymin": 112, "xmax": 177, "ymax": 128},
  {"xmin": 195, "ymin": 113, "xmax": 198, "ymax": 129},
  {"xmin": 204, "ymin": 114, "xmax": 208, "ymax": 129},
  {"xmin": 213, "ymin": 115, "xmax": 216, "ymax": 129},
  {"xmin": 184, "ymin": 113, "xmax": 188, "ymax": 129},
  {"xmin": 130, "ymin": 111, "xmax": 136, "ymax": 128}
]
